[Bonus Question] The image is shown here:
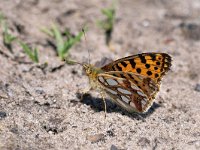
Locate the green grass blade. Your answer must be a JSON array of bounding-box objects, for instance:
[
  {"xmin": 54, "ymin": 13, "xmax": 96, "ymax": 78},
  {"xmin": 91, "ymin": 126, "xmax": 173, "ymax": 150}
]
[
  {"xmin": 1, "ymin": 21, "xmax": 16, "ymax": 45},
  {"xmin": 40, "ymin": 27, "xmax": 54, "ymax": 37},
  {"xmin": 51, "ymin": 25, "xmax": 64, "ymax": 57},
  {"xmin": 63, "ymin": 31, "xmax": 84, "ymax": 55},
  {"xmin": 0, "ymin": 12, "xmax": 5, "ymax": 24},
  {"xmin": 20, "ymin": 42, "xmax": 39, "ymax": 63},
  {"xmin": 34, "ymin": 48, "xmax": 39, "ymax": 63},
  {"xmin": 42, "ymin": 24, "xmax": 83, "ymax": 60}
]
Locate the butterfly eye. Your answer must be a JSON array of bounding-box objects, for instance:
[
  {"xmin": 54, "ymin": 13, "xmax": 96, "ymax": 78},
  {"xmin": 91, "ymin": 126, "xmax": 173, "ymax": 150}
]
[
  {"xmin": 84, "ymin": 67, "xmax": 91, "ymax": 75},
  {"xmin": 83, "ymin": 64, "xmax": 91, "ymax": 74},
  {"xmin": 86, "ymin": 69, "xmax": 91, "ymax": 74}
]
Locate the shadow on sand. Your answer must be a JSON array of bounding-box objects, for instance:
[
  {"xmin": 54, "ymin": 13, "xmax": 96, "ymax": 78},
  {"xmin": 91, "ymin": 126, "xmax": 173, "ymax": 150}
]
[{"xmin": 77, "ymin": 93, "xmax": 162, "ymax": 121}]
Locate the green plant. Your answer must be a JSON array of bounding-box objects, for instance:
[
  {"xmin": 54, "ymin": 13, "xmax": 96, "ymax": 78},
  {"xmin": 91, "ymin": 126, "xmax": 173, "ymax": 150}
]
[
  {"xmin": 0, "ymin": 12, "xmax": 5, "ymax": 23},
  {"xmin": 98, "ymin": 6, "xmax": 116, "ymax": 45},
  {"xmin": 20, "ymin": 42, "xmax": 39, "ymax": 63},
  {"xmin": 2, "ymin": 23, "xmax": 17, "ymax": 45},
  {"xmin": 0, "ymin": 13, "xmax": 16, "ymax": 47},
  {"xmin": 42, "ymin": 24, "xmax": 84, "ymax": 60}
]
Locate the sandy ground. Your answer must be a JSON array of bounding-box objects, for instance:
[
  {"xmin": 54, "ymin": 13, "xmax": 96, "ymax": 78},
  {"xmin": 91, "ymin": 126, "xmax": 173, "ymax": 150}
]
[{"xmin": 0, "ymin": 0, "xmax": 200, "ymax": 149}]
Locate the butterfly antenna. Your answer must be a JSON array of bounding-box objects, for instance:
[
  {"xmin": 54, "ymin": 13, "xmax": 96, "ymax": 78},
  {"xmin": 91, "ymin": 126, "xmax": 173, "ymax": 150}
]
[
  {"xmin": 64, "ymin": 58, "xmax": 83, "ymax": 66},
  {"xmin": 82, "ymin": 28, "xmax": 91, "ymax": 65}
]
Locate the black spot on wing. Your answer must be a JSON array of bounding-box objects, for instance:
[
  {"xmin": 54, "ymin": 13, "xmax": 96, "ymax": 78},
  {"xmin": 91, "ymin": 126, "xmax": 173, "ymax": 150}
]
[
  {"xmin": 116, "ymin": 64, "xmax": 122, "ymax": 71},
  {"xmin": 128, "ymin": 74, "xmax": 135, "ymax": 80},
  {"xmin": 129, "ymin": 59, "xmax": 136, "ymax": 68},
  {"xmin": 156, "ymin": 61, "xmax": 161, "ymax": 65},
  {"xmin": 149, "ymin": 54, "xmax": 156, "ymax": 61},
  {"xmin": 120, "ymin": 61, "xmax": 127, "ymax": 67},
  {"xmin": 155, "ymin": 73, "xmax": 159, "ymax": 78},
  {"xmin": 120, "ymin": 74, "xmax": 126, "ymax": 78},
  {"xmin": 135, "ymin": 80, "xmax": 139, "ymax": 84},
  {"xmin": 147, "ymin": 71, "xmax": 152, "ymax": 76},
  {"xmin": 136, "ymin": 68, "xmax": 141, "ymax": 74},
  {"xmin": 112, "ymin": 66, "xmax": 115, "ymax": 70},
  {"xmin": 112, "ymin": 73, "xmax": 117, "ymax": 77},
  {"xmin": 139, "ymin": 54, "xmax": 146, "ymax": 64},
  {"xmin": 145, "ymin": 64, "xmax": 150, "ymax": 68}
]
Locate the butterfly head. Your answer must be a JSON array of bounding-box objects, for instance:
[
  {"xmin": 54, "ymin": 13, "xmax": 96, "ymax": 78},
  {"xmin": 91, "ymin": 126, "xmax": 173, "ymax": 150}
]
[
  {"xmin": 82, "ymin": 63, "xmax": 102, "ymax": 80},
  {"xmin": 83, "ymin": 64, "xmax": 95, "ymax": 75}
]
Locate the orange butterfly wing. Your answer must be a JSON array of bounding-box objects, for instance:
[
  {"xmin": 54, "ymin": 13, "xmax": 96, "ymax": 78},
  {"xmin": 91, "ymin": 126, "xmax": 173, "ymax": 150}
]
[{"xmin": 101, "ymin": 53, "xmax": 172, "ymax": 83}]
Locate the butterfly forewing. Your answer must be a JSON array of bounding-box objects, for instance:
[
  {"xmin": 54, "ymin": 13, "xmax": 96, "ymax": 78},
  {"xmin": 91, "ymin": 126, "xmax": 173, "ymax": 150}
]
[
  {"xmin": 97, "ymin": 72, "xmax": 157, "ymax": 113},
  {"xmin": 101, "ymin": 53, "xmax": 172, "ymax": 83}
]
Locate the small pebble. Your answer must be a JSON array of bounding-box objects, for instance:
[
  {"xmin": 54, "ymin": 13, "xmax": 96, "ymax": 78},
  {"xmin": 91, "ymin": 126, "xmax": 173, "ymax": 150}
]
[
  {"xmin": 0, "ymin": 111, "xmax": 7, "ymax": 119},
  {"xmin": 137, "ymin": 137, "xmax": 150, "ymax": 147},
  {"xmin": 110, "ymin": 145, "xmax": 119, "ymax": 150},
  {"xmin": 194, "ymin": 84, "xmax": 200, "ymax": 92},
  {"xmin": 86, "ymin": 134, "xmax": 104, "ymax": 143}
]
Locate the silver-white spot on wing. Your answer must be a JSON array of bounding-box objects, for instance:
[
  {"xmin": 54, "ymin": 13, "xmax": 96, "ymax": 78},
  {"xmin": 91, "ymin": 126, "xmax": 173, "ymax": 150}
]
[
  {"xmin": 141, "ymin": 98, "xmax": 148, "ymax": 107},
  {"xmin": 117, "ymin": 88, "xmax": 132, "ymax": 95},
  {"xmin": 130, "ymin": 102, "xmax": 137, "ymax": 110},
  {"xmin": 131, "ymin": 84, "xmax": 140, "ymax": 91},
  {"xmin": 149, "ymin": 83, "xmax": 155, "ymax": 88},
  {"xmin": 98, "ymin": 76, "xmax": 105, "ymax": 83},
  {"xmin": 138, "ymin": 76, "xmax": 144, "ymax": 80},
  {"xmin": 106, "ymin": 79, "xmax": 118, "ymax": 86},
  {"xmin": 121, "ymin": 95, "xmax": 130, "ymax": 103},
  {"xmin": 137, "ymin": 91, "xmax": 146, "ymax": 97},
  {"xmin": 117, "ymin": 79, "xmax": 124, "ymax": 84},
  {"xmin": 106, "ymin": 88, "xmax": 118, "ymax": 95},
  {"xmin": 116, "ymin": 98, "xmax": 129, "ymax": 108}
]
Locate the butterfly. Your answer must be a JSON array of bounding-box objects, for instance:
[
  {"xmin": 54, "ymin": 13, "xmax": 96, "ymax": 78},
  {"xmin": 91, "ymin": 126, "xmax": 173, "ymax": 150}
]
[{"xmin": 79, "ymin": 52, "xmax": 172, "ymax": 113}]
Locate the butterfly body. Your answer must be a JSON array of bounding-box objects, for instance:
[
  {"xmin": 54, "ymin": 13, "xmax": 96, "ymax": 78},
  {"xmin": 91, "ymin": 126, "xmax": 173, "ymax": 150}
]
[
  {"xmin": 82, "ymin": 53, "xmax": 172, "ymax": 113},
  {"xmin": 83, "ymin": 64, "xmax": 104, "ymax": 90}
]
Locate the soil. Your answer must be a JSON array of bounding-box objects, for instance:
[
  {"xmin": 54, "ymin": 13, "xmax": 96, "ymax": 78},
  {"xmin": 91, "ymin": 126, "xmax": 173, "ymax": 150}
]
[{"xmin": 0, "ymin": 0, "xmax": 200, "ymax": 150}]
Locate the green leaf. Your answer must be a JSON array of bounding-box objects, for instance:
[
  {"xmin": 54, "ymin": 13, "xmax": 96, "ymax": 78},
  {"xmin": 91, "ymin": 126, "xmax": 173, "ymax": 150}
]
[
  {"xmin": 51, "ymin": 25, "xmax": 64, "ymax": 58},
  {"xmin": 20, "ymin": 42, "xmax": 39, "ymax": 63},
  {"xmin": 40, "ymin": 27, "xmax": 54, "ymax": 37},
  {"xmin": 0, "ymin": 12, "xmax": 5, "ymax": 24},
  {"xmin": 42, "ymin": 24, "xmax": 84, "ymax": 60},
  {"xmin": 97, "ymin": 6, "xmax": 116, "ymax": 45},
  {"xmin": 63, "ymin": 31, "xmax": 84, "ymax": 54},
  {"xmin": 1, "ymin": 21, "xmax": 16, "ymax": 45},
  {"xmin": 34, "ymin": 48, "xmax": 39, "ymax": 63}
]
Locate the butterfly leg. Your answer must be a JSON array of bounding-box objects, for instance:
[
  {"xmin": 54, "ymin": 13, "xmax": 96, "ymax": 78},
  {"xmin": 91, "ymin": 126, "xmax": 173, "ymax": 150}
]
[{"xmin": 100, "ymin": 91, "xmax": 107, "ymax": 118}]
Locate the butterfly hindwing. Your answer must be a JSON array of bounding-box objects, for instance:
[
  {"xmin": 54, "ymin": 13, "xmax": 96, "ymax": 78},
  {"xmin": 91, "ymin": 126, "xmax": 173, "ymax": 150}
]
[
  {"xmin": 105, "ymin": 71, "xmax": 159, "ymax": 98},
  {"xmin": 97, "ymin": 72, "xmax": 157, "ymax": 113}
]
